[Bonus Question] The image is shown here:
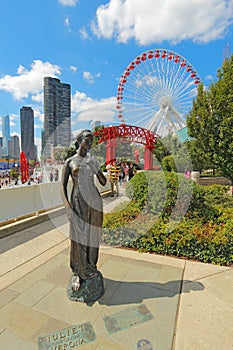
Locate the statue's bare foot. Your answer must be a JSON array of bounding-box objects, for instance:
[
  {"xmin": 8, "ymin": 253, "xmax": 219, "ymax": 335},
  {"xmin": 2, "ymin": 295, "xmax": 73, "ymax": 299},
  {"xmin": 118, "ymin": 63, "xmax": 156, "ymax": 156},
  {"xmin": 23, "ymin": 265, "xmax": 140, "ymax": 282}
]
[{"xmin": 71, "ymin": 273, "xmax": 81, "ymax": 291}]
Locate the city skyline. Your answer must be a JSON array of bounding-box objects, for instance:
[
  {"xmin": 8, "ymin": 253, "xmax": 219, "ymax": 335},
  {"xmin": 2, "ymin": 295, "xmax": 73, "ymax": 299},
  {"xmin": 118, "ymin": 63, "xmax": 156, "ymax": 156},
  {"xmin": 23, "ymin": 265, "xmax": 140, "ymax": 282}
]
[{"xmin": 0, "ymin": 0, "xmax": 232, "ymax": 155}]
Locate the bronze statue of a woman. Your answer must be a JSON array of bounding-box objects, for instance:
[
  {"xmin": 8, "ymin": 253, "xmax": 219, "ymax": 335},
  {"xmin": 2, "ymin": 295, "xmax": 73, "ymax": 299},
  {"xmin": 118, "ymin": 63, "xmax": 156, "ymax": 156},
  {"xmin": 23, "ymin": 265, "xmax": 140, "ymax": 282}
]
[{"xmin": 61, "ymin": 130, "xmax": 107, "ymax": 303}]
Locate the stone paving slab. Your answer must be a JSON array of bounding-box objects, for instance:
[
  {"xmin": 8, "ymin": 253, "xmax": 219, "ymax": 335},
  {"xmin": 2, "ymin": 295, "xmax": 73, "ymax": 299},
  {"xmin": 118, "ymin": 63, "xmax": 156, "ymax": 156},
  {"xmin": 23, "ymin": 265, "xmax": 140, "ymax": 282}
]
[
  {"xmin": 175, "ymin": 280, "xmax": 233, "ymax": 350},
  {"xmin": 0, "ymin": 301, "xmax": 49, "ymax": 340},
  {"xmin": 0, "ymin": 330, "xmax": 37, "ymax": 350},
  {"xmin": 0, "ymin": 229, "xmax": 67, "ymax": 276},
  {"xmin": 0, "ymin": 242, "xmax": 69, "ymax": 291}
]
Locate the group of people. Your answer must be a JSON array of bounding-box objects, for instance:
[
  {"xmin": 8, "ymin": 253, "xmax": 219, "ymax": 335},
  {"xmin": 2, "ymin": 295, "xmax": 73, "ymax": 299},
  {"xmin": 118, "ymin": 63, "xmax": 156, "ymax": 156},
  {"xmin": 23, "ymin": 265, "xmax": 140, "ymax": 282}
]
[
  {"xmin": 49, "ymin": 168, "xmax": 59, "ymax": 182},
  {"xmin": 0, "ymin": 174, "xmax": 11, "ymax": 188},
  {"xmin": 106, "ymin": 160, "xmax": 136, "ymax": 197}
]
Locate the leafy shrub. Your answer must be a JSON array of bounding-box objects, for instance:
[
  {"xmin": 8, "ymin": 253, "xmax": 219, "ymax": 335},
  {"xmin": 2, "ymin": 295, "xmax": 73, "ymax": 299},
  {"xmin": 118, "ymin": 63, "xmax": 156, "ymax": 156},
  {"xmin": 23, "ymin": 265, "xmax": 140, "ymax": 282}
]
[
  {"xmin": 161, "ymin": 155, "xmax": 176, "ymax": 172},
  {"xmin": 103, "ymin": 202, "xmax": 140, "ymax": 229},
  {"xmin": 125, "ymin": 171, "xmax": 149, "ymax": 208},
  {"xmin": 102, "ymin": 226, "xmax": 137, "ymax": 247},
  {"xmin": 201, "ymin": 184, "xmax": 233, "ymax": 207},
  {"xmin": 125, "ymin": 171, "xmax": 204, "ymax": 220},
  {"xmin": 128, "ymin": 217, "xmax": 233, "ymax": 265}
]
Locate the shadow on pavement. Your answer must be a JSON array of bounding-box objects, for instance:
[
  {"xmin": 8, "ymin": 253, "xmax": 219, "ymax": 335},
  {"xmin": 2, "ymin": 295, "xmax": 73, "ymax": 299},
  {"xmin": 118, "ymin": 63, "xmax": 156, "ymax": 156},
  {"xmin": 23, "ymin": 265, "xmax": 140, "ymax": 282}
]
[{"xmin": 98, "ymin": 278, "xmax": 204, "ymax": 306}]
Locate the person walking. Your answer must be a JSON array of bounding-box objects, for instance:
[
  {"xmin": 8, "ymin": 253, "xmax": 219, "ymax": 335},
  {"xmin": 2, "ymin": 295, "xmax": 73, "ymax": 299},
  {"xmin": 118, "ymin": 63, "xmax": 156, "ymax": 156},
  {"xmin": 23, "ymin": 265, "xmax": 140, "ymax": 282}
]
[
  {"xmin": 119, "ymin": 162, "xmax": 125, "ymax": 185},
  {"xmin": 128, "ymin": 162, "xmax": 135, "ymax": 180},
  {"xmin": 109, "ymin": 160, "xmax": 120, "ymax": 196}
]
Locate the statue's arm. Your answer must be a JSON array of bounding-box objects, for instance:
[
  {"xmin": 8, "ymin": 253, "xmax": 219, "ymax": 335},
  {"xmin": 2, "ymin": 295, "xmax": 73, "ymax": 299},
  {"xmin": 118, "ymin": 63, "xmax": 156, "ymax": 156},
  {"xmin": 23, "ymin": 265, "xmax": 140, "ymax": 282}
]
[
  {"xmin": 96, "ymin": 169, "xmax": 107, "ymax": 186},
  {"xmin": 89, "ymin": 157, "xmax": 107, "ymax": 186}
]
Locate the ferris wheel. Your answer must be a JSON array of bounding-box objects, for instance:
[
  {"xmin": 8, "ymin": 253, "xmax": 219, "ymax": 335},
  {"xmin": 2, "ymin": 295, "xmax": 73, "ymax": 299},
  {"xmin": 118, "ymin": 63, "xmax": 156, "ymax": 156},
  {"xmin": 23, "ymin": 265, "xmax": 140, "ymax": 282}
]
[{"xmin": 116, "ymin": 49, "xmax": 200, "ymax": 136}]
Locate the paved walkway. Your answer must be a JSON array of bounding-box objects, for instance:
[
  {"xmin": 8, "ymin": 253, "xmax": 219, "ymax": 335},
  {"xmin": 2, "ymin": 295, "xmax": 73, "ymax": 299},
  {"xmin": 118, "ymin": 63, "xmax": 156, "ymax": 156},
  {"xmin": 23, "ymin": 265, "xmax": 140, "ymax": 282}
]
[{"xmin": 0, "ymin": 189, "xmax": 232, "ymax": 350}]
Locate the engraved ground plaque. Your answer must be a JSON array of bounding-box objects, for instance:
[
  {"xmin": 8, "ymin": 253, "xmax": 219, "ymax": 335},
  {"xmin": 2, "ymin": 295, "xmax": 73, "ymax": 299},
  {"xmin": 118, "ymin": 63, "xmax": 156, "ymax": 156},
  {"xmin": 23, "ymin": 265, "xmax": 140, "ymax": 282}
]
[
  {"xmin": 38, "ymin": 322, "xmax": 96, "ymax": 349},
  {"xmin": 137, "ymin": 338, "xmax": 153, "ymax": 349},
  {"xmin": 103, "ymin": 304, "xmax": 154, "ymax": 335}
]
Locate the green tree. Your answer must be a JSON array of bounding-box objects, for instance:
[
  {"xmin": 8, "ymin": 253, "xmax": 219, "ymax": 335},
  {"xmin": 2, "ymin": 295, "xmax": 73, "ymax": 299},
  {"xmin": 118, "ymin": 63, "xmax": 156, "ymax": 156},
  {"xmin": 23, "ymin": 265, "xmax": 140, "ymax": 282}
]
[
  {"xmin": 186, "ymin": 139, "xmax": 211, "ymax": 173},
  {"xmin": 187, "ymin": 54, "xmax": 233, "ymax": 190},
  {"xmin": 161, "ymin": 155, "xmax": 176, "ymax": 172},
  {"xmin": 116, "ymin": 140, "xmax": 134, "ymax": 160},
  {"xmin": 186, "ymin": 83, "xmax": 216, "ymax": 172},
  {"xmin": 54, "ymin": 149, "xmax": 67, "ymax": 161},
  {"xmin": 154, "ymin": 133, "xmax": 182, "ymax": 163},
  {"xmin": 214, "ymin": 56, "xmax": 233, "ymax": 188},
  {"xmin": 92, "ymin": 125, "xmax": 108, "ymax": 164},
  {"xmin": 10, "ymin": 167, "xmax": 20, "ymax": 180},
  {"xmin": 153, "ymin": 137, "xmax": 170, "ymax": 163},
  {"xmin": 65, "ymin": 145, "xmax": 76, "ymax": 159}
]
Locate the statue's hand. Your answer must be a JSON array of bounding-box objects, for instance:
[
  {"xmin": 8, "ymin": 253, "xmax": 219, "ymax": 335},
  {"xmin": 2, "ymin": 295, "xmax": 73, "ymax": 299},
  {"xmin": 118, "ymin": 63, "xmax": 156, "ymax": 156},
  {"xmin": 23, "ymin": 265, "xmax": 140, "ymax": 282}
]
[{"xmin": 67, "ymin": 208, "xmax": 74, "ymax": 222}]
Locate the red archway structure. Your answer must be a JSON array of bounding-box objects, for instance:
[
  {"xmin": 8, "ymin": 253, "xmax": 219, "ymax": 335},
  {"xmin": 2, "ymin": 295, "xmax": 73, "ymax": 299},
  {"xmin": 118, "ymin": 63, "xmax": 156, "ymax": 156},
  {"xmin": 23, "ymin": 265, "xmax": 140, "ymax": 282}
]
[{"xmin": 94, "ymin": 125, "xmax": 159, "ymax": 170}]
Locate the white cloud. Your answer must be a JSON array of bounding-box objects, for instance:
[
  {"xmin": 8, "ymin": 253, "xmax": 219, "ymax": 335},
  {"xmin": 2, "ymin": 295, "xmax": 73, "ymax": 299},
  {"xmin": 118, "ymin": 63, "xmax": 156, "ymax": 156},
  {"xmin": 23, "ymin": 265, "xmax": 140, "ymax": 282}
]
[
  {"xmin": 35, "ymin": 137, "xmax": 42, "ymax": 156},
  {"xmin": 11, "ymin": 131, "xmax": 20, "ymax": 137},
  {"xmin": 34, "ymin": 124, "xmax": 41, "ymax": 129},
  {"xmin": 83, "ymin": 71, "xmax": 101, "ymax": 84},
  {"xmin": 71, "ymin": 91, "xmax": 116, "ymax": 123},
  {"xmin": 69, "ymin": 65, "xmax": 78, "ymax": 73},
  {"xmin": 83, "ymin": 71, "xmax": 95, "ymax": 84},
  {"xmin": 72, "ymin": 128, "xmax": 86, "ymax": 138},
  {"xmin": 10, "ymin": 113, "xmax": 18, "ymax": 121},
  {"xmin": 64, "ymin": 16, "xmax": 70, "ymax": 28},
  {"xmin": 79, "ymin": 26, "xmax": 89, "ymax": 40},
  {"xmin": 17, "ymin": 65, "xmax": 27, "ymax": 75},
  {"xmin": 0, "ymin": 60, "xmax": 61, "ymax": 100},
  {"xmin": 58, "ymin": 0, "xmax": 78, "ymax": 6},
  {"xmin": 10, "ymin": 114, "xmax": 18, "ymax": 127},
  {"xmin": 32, "ymin": 92, "xmax": 43, "ymax": 103},
  {"xmin": 92, "ymin": 0, "xmax": 233, "ymax": 44},
  {"xmin": 205, "ymin": 75, "xmax": 215, "ymax": 81},
  {"xmin": 33, "ymin": 108, "xmax": 44, "ymax": 124}
]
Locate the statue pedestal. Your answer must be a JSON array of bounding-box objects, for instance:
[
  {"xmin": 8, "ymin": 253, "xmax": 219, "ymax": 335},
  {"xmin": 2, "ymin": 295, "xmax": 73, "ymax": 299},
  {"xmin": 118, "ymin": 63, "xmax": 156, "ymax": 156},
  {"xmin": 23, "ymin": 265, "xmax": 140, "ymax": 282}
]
[{"xmin": 67, "ymin": 271, "xmax": 104, "ymax": 305}]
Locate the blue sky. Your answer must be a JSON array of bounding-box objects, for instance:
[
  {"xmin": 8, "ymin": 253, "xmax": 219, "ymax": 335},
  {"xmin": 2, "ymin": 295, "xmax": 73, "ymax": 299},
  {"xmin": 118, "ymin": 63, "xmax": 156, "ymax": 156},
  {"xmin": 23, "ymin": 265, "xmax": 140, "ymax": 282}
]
[{"xmin": 0, "ymin": 0, "xmax": 232, "ymax": 154}]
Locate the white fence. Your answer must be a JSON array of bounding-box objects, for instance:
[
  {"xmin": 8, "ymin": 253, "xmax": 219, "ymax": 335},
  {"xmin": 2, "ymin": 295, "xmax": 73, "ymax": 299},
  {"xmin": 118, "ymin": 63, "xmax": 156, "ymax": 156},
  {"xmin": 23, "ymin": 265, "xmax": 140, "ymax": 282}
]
[{"xmin": 0, "ymin": 175, "xmax": 111, "ymax": 224}]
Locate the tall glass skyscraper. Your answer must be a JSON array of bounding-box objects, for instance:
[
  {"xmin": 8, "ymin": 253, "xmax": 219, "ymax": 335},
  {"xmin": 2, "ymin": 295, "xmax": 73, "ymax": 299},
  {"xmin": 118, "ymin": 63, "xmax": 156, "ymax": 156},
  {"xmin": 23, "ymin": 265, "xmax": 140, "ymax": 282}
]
[
  {"xmin": 43, "ymin": 77, "xmax": 71, "ymax": 156},
  {"xmin": 2, "ymin": 115, "xmax": 11, "ymax": 156},
  {"xmin": 20, "ymin": 106, "xmax": 36, "ymax": 161}
]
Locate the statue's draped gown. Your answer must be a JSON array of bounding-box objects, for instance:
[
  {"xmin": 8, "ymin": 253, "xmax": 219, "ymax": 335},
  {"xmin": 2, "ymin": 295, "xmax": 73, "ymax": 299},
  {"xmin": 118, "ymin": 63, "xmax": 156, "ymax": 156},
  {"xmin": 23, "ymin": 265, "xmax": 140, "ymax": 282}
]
[{"xmin": 68, "ymin": 154, "xmax": 103, "ymax": 280}]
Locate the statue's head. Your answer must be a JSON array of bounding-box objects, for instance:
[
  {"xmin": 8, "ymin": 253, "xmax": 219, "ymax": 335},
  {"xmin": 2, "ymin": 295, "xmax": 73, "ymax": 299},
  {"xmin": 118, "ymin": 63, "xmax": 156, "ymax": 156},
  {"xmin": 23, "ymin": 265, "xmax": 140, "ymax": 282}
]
[{"xmin": 75, "ymin": 129, "xmax": 93, "ymax": 149}]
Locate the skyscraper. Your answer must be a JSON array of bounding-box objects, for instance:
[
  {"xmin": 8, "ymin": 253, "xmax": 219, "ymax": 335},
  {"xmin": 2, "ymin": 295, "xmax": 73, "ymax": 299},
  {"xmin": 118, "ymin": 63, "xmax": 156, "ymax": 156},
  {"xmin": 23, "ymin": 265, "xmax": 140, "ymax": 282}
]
[
  {"xmin": 41, "ymin": 128, "xmax": 45, "ymax": 155},
  {"xmin": 2, "ymin": 115, "xmax": 11, "ymax": 156},
  {"xmin": 20, "ymin": 106, "xmax": 36, "ymax": 161},
  {"xmin": 8, "ymin": 135, "xmax": 20, "ymax": 164},
  {"xmin": 43, "ymin": 77, "xmax": 71, "ymax": 156}
]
